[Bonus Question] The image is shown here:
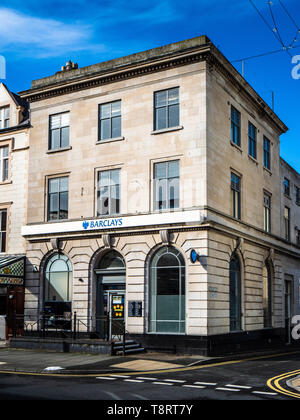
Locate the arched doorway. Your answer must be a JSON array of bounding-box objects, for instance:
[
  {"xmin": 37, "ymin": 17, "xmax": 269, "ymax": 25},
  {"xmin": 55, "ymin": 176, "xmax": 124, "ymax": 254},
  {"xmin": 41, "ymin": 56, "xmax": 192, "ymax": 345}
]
[
  {"xmin": 149, "ymin": 246, "xmax": 186, "ymax": 334},
  {"xmin": 95, "ymin": 250, "xmax": 126, "ymax": 339},
  {"xmin": 229, "ymin": 253, "xmax": 242, "ymax": 332},
  {"xmin": 263, "ymin": 261, "xmax": 272, "ymax": 328}
]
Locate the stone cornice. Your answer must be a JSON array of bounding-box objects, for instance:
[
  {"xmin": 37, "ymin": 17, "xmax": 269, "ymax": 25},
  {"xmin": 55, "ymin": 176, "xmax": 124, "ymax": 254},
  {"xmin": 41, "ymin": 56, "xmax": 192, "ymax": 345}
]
[
  {"xmin": 20, "ymin": 49, "xmax": 210, "ymax": 103},
  {"xmin": 19, "ymin": 41, "xmax": 287, "ymax": 135}
]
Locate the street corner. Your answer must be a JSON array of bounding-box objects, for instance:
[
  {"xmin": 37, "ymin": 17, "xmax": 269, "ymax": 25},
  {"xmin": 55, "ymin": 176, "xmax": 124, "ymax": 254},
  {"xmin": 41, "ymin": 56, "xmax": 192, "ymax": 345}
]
[
  {"xmin": 267, "ymin": 370, "xmax": 300, "ymax": 400},
  {"xmin": 287, "ymin": 375, "xmax": 300, "ymax": 394}
]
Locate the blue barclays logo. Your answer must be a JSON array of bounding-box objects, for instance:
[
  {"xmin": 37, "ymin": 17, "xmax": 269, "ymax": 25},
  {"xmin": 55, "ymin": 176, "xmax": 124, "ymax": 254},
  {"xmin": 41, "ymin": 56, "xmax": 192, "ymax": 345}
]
[
  {"xmin": 82, "ymin": 221, "xmax": 89, "ymax": 230},
  {"xmin": 82, "ymin": 218, "xmax": 123, "ymax": 230}
]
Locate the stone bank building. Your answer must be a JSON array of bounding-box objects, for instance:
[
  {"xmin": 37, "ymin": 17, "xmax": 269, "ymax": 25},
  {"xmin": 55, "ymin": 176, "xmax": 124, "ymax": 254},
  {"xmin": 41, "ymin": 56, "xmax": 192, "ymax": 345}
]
[{"xmin": 18, "ymin": 36, "xmax": 300, "ymax": 354}]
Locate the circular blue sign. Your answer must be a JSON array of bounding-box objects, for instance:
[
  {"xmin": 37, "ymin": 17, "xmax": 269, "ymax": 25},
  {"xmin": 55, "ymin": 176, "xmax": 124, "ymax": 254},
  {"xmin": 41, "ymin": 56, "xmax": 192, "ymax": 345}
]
[{"xmin": 190, "ymin": 249, "xmax": 198, "ymax": 264}]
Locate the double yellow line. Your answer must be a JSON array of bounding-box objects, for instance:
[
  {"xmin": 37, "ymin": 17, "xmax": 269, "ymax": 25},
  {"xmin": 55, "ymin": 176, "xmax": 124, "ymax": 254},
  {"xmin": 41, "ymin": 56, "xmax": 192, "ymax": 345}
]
[{"xmin": 267, "ymin": 370, "xmax": 300, "ymax": 399}]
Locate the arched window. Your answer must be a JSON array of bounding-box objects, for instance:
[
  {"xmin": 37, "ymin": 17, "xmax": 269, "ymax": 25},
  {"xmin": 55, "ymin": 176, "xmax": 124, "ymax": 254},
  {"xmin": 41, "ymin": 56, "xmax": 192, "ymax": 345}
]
[
  {"xmin": 263, "ymin": 261, "xmax": 272, "ymax": 328},
  {"xmin": 44, "ymin": 253, "xmax": 72, "ymax": 316},
  {"xmin": 98, "ymin": 250, "xmax": 125, "ymax": 271},
  {"xmin": 229, "ymin": 253, "xmax": 242, "ymax": 332},
  {"xmin": 149, "ymin": 246, "xmax": 185, "ymax": 334}
]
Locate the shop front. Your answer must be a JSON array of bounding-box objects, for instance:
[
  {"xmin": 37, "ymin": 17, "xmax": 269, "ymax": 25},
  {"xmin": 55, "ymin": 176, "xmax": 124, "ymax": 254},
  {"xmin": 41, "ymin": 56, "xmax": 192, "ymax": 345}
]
[
  {"xmin": 0, "ymin": 256, "xmax": 26, "ymax": 340},
  {"xmin": 21, "ymin": 210, "xmax": 294, "ymax": 355}
]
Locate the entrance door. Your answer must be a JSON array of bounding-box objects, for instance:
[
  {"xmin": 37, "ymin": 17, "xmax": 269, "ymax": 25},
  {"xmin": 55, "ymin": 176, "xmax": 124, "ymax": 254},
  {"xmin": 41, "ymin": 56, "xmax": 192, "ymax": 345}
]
[
  {"xmin": 95, "ymin": 250, "xmax": 126, "ymax": 340},
  {"xmin": 6, "ymin": 286, "xmax": 25, "ymax": 339},
  {"xmin": 285, "ymin": 279, "xmax": 293, "ymax": 344}
]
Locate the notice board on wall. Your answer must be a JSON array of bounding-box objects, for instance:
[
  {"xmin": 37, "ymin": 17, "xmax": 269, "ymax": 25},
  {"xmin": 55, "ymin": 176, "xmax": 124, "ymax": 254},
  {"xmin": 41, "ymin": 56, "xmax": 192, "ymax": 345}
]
[{"xmin": 128, "ymin": 301, "xmax": 143, "ymax": 317}]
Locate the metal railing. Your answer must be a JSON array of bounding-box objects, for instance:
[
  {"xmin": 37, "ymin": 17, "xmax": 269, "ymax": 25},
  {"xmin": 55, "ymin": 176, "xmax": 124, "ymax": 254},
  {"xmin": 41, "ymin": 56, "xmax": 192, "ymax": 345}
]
[{"xmin": 8, "ymin": 312, "xmax": 127, "ymax": 346}]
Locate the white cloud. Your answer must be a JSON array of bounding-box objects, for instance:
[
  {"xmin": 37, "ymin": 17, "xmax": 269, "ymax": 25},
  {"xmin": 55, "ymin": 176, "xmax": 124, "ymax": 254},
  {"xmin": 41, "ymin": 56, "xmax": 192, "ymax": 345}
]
[{"xmin": 0, "ymin": 7, "xmax": 105, "ymax": 57}]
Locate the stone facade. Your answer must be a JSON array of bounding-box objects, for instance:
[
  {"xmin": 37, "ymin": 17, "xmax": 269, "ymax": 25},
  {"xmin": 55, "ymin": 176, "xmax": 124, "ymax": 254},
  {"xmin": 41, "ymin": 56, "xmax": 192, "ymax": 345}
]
[
  {"xmin": 0, "ymin": 83, "xmax": 29, "ymax": 255},
  {"xmin": 19, "ymin": 36, "xmax": 300, "ymax": 354}
]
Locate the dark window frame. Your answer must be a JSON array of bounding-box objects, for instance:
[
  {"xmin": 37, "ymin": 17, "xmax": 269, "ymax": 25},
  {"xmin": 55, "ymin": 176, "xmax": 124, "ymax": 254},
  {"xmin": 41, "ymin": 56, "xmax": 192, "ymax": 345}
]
[
  {"xmin": 153, "ymin": 160, "xmax": 180, "ymax": 211},
  {"xmin": 284, "ymin": 178, "xmax": 290, "ymax": 196},
  {"xmin": 264, "ymin": 193, "xmax": 271, "ymax": 233},
  {"xmin": 0, "ymin": 209, "xmax": 7, "ymax": 253},
  {"xmin": 231, "ymin": 106, "xmax": 241, "ymax": 147},
  {"xmin": 47, "ymin": 176, "xmax": 69, "ymax": 221},
  {"xmin": 231, "ymin": 172, "xmax": 241, "ymax": 220},
  {"xmin": 284, "ymin": 206, "xmax": 291, "ymax": 241},
  {"xmin": 296, "ymin": 229, "xmax": 300, "ymax": 246},
  {"xmin": 98, "ymin": 100, "xmax": 122, "ymax": 141},
  {"xmin": 97, "ymin": 168, "xmax": 121, "ymax": 216},
  {"xmin": 154, "ymin": 87, "xmax": 180, "ymax": 131},
  {"xmin": 49, "ymin": 112, "xmax": 70, "ymax": 150},
  {"xmin": 248, "ymin": 122, "xmax": 257, "ymax": 159},
  {"xmin": 263, "ymin": 136, "xmax": 271, "ymax": 170},
  {"xmin": 295, "ymin": 186, "xmax": 300, "ymax": 206}
]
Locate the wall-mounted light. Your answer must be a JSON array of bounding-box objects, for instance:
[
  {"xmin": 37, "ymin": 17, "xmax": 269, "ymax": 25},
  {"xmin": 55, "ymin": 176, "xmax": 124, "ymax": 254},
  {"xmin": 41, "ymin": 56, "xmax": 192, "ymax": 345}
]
[{"xmin": 33, "ymin": 265, "xmax": 39, "ymax": 272}]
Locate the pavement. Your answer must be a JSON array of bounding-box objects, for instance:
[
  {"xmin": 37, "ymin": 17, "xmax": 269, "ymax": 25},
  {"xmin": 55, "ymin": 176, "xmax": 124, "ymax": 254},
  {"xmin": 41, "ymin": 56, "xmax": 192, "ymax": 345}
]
[
  {"xmin": 0, "ymin": 345, "xmax": 210, "ymax": 374},
  {"xmin": 288, "ymin": 375, "xmax": 300, "ymax": 392},
  {"xmin": 0, "ymin": 340, "xmax": 300, "ymax": 376}
]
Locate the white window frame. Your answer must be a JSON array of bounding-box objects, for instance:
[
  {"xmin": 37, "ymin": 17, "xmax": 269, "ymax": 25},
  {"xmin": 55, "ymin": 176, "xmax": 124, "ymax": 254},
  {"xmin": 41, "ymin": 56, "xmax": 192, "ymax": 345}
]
[
  {"xmin": 0, "ymin": 106, "xmax": 10, "ymax": 129},
  {"xmin": 0, "ymin": 146, "xmax": 9, "ymax": 182}
]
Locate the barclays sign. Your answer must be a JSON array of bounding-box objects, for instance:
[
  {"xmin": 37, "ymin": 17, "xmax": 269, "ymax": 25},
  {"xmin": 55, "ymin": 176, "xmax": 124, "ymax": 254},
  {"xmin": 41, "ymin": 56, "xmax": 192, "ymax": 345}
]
[
  {"xmin": 22, "ymin": 210, "xmax": 204, "ymax": 237},
  {"xmin": 82, "ymin": 218, "xmax": 123, "ymax": 230}
]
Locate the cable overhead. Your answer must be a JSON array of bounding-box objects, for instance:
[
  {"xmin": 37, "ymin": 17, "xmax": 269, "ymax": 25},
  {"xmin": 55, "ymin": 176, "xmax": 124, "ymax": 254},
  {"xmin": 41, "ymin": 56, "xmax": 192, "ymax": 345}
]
[
  {"xmin": 249, "ymin": 0, "xmax": 291, "ymax": 57},
  {"xmin": 278, "ymin": 0, "xmax": 299, "ymax": 30},
  {"xmin": 278, "ymin": 0, "xmax": 300, "ymax": 48},
  {"xmin": 249, "ymin": 0, "xmax": 282, "ymax": 45},
  {"xmin": 229, "ymin": 1, "xmax": 300, "ymax": 83},
  {"xmin": 268, "ymin": 0, "xmax": 290, "ymax": 55},
  {"xmin": 232, "ymin": 47, "xmax": 286, "ymax": 63},
  {"xmin": 231, "ymin": 39, "xmax": 300, "ymax": 64}
]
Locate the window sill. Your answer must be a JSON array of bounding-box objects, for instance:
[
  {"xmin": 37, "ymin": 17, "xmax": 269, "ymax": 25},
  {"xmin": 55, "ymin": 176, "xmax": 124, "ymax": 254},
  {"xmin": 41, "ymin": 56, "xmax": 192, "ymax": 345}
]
[
  {"xmin": 152, "ymin": 208, "xmax": 181, "ymax": 214},
  {"xmin": 0, "ymin": 180, "xmax": 12, "ymax": 186},
  {"xmin": 284, "ymin": 193, "xmax": 291, "ymax": 200},
  {"xmin": 248, "ymin": 154, "xmax": 259, "ymax": 165},
  {"xmin": 230, "ymin": 141, "xmax": 242, "ymax": 153},
  {"xmin": 151, "ymin": 126, "xmax": 183, "ymax": 135},
  {"xmin": 96, "ymin": 137, "xmax": 124, "ymax": 145},
  {"xmin": 47, "ymin": 146, "xmax": 72, "ymax": 154},
  {"xmin": 263, "ymin": 166, "xmax": 272, "ymax": 176}
]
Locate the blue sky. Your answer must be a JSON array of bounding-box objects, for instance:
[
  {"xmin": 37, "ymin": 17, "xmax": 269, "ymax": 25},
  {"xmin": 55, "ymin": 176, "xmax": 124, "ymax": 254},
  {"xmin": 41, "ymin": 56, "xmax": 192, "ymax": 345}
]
[{"xmin": 1, "ymin": 0, "xmax": 300, "ymax": 171}]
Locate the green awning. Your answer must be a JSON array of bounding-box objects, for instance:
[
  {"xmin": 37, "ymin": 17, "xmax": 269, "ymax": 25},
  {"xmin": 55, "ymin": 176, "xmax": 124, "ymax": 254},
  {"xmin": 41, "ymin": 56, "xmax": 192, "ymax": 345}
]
[{"xmin": 0, "ymin": 256, "xmax": 25, "ymax": 286}]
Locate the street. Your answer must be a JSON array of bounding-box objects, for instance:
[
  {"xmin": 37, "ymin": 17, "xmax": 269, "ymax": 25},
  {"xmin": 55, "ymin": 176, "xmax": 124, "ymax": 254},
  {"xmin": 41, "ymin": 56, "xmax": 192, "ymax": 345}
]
[{"xmin": 0, "ymin": 351, "xmax": 299, "ymax": 400}]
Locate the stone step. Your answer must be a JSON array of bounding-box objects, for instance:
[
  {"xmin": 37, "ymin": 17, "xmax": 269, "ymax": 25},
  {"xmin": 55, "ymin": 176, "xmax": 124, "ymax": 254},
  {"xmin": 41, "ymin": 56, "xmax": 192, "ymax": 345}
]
[{"xmin": 115, "ymin": 347, "xmax": 145, "ymax": 356}]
